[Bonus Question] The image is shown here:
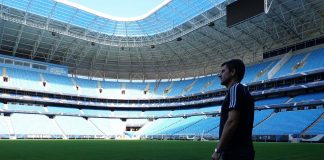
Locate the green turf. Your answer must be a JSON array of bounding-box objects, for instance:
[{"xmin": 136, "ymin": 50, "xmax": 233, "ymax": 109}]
[{"xmin": 0, "ymin": 140, "xmax": 323, "ymax": 160}]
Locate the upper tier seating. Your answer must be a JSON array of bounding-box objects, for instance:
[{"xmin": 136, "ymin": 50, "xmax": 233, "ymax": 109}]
[
  {"xmin": 101, "ymin": 81, "xmax": 123, "ymax": 98},
  {"xmin": 204, "ymin": 75, "xmax": 223, "ymax": 92},
  {"xmin": 43, "ymin": 73, "xmax": 76, "ymax": 95},
  {"xmin": 143, "ymin": 110, "xmax": 171, "ymax": 117},
  {"xmin": 170, "ymin": 108, "xmax": 200, "ymax": 116},
  {"xmin": 124, "ymin": 82, "xmax": 148, "ymax": 98},
  {"xmin": 146, "ymin": 82, "xmax": 157, "ymax": 96},
  {"xmin": 7, "ymin": 104, "xmax": 45, "ymax": 112},
  {"xmin": 0, "ymin": 103, "xmax": 4, "ymax": 110},
  {"xmin": 74, "ymin": 78, "xmax": 99, "ymax": 97},
  {"xmin": 155, "ymin": 81, "xmax": 172, "ymax": 96},
  {"xmin": 47, "ymin": 106, "xmax": 81, "ymax": 115},
  {"xmin": 0, "ymin": 48, "xmax": 323, "ymax": 99},
  {"xmin": 258, "ymin": 60, "xmax": 278, "ymax": 81},
  {"xmin": 186, "ymin": 77, "xmax": 213, "ymax": 95},
  {"xmin": 167, "ymin": 79, "xmax": 194, "ymax": 97},
  {"xmin": 255, "ymin": 97, "xmax": 289, "ymax": 107},
  {"xmin": 113, "ymin": 110, "xmax": 142, "ymax": 117},
  {"xmin": 293, "ymin": 48, "xmax": 324, "ymax": 73},
  {"xmin": 273, "ymin": 52, "xmax": 308, "ymax": 78},
  {"xmin": 242, "ymin": 60, "xmax": 278, "ymax": 84},
  {"xmin": 198, "ymin": 106, "xmax": 221, "ymax": 113},
  {"xmin": 290, "ymin": 92, "xmax": 324, "ymax": 103},
  {"xmin": 82, "ymin": 109, "xmax": 111, "ymax": 117},
  {"xmin": 5, "ymin": 68, "xmax": 43, "ymax": 91}
]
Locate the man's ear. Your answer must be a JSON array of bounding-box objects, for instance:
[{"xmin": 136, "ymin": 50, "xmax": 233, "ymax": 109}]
[{"xmin": 230, "ymin": 68, "xmax": 236, "ymax": 77}]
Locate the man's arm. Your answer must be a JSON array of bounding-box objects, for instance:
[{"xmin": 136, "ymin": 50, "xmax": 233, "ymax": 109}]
[
  {"xmin": 212, "ymin": 110, "xmax": 240, "ymax": 160},
  {"xmin": 217, "ymin": 109, "xmax": 240, "ymax": 151}
]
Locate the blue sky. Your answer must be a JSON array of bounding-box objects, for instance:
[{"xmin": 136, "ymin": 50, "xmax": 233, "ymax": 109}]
[{"xmin": 67, "ymin": 0, "xmax": 165, "ymax": 18}]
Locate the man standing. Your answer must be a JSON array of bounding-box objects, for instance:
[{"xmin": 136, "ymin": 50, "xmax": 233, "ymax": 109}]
[{"xmin": 211, "ymin": 59, "xmax": 255, "ymax": 160}]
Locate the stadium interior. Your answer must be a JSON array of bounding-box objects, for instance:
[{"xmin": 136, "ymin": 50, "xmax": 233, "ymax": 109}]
[{"xmin": 0, "ymin": 0, "xmax": 323, "ymax": 144}]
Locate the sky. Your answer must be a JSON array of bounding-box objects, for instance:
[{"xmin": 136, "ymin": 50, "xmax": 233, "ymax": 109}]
[{"xmin": 67, "ymin": 0, "xmax": 166, "ymax": 19}]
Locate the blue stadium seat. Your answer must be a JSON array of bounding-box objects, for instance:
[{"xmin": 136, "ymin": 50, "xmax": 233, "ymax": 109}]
[
  {"xmin": 293, "ymin": 48, "xmax": 324, "ymax": 73},
  {"xmin": 82, "ymin": 109, "xmax": 111, "ymax": 117},
  {"xmin": 177, "ymin": 117, "xmax": 220, "ymax": 136},
  {"xmin": 6, "ymin": 68, "xmax": 44, "ymax": 91},
  {"xmin": 0, "ymin": 115, "xmax": 10, "ymax": 138},
  {"xmin": 7, "ymin": 104, "xmax": 45, "ymax": 112},
  {"xmin": 291, "ymin": 92, "xmax": 324, "ymax": 103},
  {"xmin": 253, "ymin": 109, "xmax": 323, "ymax": 135},
  {"xmin": 124, "ymin": 82, "xmax": 148, "ymax": 98},
  {"xmin": 198, "ymin": 106, "xmax": 221, "ymax": 113},
  {"xmin": 186, "ymin": 76, "xmax": 213, "ymax": 95},
  {"xmin": 113, "ymin": 110, "xmax": 142, "ymax": 117},
  {"xmin": 11, "ymin": 113, "xmax": 62, "ymax": 138},
  {"xmin": 305, "ymin": 118, "xmax": 324, "ymax": 135},
  {"xmin": 170, "ymin": 108, "xmax": 199, "ymax": 116},
  {"xmin": 242, "ymin": 60, "xmax": 277, "ymax": 84},
  {"xmin": 47, "ymin": 106, "xmax": 81, "ymax": 115},
  {"xmin": 101, "ymin": 81, "xmax": 123, "ymax": 98},
  {"xmin": 143, "ymin": 110, "xmax": 171, "ymax": 117},
  {"xmin": 0, "ymin": 103, "xmax": 5, "ymax": 110},
  {"xmin": 43, "ymin": 73, "xmax": 77, "ymax": 95},
  {"xmin": 139, "ymin": 118, "xmax": 183, "ymax": 135},
  {"xmin": 254, "ymin": 109, "xmax": 274, "ymax": 126},
  {"xmin": 54, "ymin": 116, "xmax": 102, "ymax": 137},
  {"xmin": 255, "ymin": 97, "xmax": 289, "ymax": 106},
  {"xmin": 203, "ymin": 75, "xmax": 223, "ymax": 92},
  {"xmin": 274, "ymin": 53, "xmax": 307, "ymax": 78},
  {"xmin": 159, "ymin": 116, "xmax": 205, "ymax": 135},
  {"xmin": 74, "ymin": 78, "xmax": 99, "ymax": 97},
  {"xmin": 167, "ymin": 79, "xmax": 194, "ymax": 97},
  {"xmin": 89, "ymin": 118, "xmax": 125, "ymax": 136},
  {"xmin": 155, "ymin": 81, "xmax": 172, "ymax": 96}
]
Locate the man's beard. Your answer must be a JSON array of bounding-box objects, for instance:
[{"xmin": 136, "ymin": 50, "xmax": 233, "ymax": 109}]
[{"xmin": 221, "ymin": 78, "xmax": 229, "ymax": 86}]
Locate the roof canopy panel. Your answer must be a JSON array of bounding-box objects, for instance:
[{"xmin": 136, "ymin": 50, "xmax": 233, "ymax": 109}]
[{"xmin": 3, "ymin": 0, "xmax": 226, "ymax": 38}]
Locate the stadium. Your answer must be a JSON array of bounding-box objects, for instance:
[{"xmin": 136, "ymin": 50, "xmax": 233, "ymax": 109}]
[{"xmin": 0, "ymin": 0, "xmax": 323, "ymax": 159}]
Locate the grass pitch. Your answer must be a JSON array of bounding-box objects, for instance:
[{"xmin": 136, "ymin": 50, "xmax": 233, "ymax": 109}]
[{"xmin": 0, "ymin": 140, "xmax": 323, "ymax": 160}]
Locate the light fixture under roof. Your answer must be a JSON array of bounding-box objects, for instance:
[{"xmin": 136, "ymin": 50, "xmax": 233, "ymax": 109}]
[{"xmin": 208, "ymin": 22, "xmax": 215, "ymax": 27}]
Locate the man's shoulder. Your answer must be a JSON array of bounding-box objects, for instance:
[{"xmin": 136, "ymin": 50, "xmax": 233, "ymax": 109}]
[
  {"xmin": 238, "ymin": 83, "xmax": 254, "ymax": 101},
  {"xmin": 229, "ymin": 83, "xmax": 245, "ymax": 93},
  {"xmin": 229, "ymin": 83, "xmax": 253, "ymax": 100}
]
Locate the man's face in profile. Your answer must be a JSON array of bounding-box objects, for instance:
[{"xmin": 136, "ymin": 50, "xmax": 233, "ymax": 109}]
[{"xmin": 219, "ymin": 65, "xmax": 232, "ymax": 86}]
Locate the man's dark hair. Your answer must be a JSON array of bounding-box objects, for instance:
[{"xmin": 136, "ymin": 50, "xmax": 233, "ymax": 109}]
[{"xmin": 221, "ymin": 59, "xmax": 245, "ymax": 82}]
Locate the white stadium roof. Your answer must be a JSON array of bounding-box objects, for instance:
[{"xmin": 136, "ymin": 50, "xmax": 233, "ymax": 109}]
[{"xmin": 0, "ymin": 0, "xmax": 323, "ymax": 80}]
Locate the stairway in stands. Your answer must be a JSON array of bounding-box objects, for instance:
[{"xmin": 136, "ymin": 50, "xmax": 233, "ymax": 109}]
[{"xmin": 301, "ymin": 112, "xmax": 324, "ymax": 135}]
